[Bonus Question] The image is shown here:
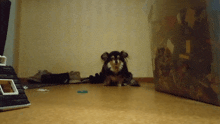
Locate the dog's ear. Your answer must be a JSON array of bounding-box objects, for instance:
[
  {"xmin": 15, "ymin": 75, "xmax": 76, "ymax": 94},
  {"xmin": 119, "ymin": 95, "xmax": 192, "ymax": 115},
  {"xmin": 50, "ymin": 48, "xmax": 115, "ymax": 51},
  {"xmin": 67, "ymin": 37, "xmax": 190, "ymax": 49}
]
[
  {"xmin": 101, "ymin": 52, "xmax": 109, "ymax": 61},
  {"xmin": 120, "ymin": 51, "xmax": 128, "ymax": 58}
]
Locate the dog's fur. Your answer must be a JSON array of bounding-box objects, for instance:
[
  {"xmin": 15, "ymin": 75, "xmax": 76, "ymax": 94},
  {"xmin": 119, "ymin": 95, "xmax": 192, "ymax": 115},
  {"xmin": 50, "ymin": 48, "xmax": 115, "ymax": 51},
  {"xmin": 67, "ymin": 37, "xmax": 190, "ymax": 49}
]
[{"xmin": 100, "ymin": 51, "xmax": 139, "ymax": 86}]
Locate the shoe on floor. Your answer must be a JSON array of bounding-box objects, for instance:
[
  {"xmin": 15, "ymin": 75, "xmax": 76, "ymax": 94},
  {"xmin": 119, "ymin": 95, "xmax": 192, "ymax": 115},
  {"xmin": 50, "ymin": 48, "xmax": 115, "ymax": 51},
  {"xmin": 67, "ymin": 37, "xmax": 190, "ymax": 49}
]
[
  {"xmin": 28, "ymin": 70, "xmax": 52, "ymax": 83},
  {"xmin": 69, "ymin": 71, "xmax": 81, "ymax": 83}
]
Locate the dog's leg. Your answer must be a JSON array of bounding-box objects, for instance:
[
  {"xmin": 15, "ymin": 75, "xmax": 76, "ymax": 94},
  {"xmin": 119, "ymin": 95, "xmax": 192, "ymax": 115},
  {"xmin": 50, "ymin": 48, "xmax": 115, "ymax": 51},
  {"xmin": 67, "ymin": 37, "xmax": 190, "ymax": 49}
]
[
  {"xmin": 104, "ymin": 76, "xmax": 111, "ymax": 86},
  {"xmin": 117, "ymin": 77, "xmax": 125, "ymax": 87}
]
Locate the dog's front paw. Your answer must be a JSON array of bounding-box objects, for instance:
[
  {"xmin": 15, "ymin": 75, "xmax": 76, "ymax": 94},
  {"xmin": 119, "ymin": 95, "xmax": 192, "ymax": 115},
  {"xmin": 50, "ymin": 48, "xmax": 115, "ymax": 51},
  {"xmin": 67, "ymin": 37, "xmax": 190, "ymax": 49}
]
[
  {"xmin": 130, "ymin": 79, "xmax": 140, "ymax": 87},
  {"xmin": 104, "ymin": 83, "xmax": 111, "ymax": 86},
  {"xmin": 104, "ymin": 80, "xmax": 111, "ymax": 86}
]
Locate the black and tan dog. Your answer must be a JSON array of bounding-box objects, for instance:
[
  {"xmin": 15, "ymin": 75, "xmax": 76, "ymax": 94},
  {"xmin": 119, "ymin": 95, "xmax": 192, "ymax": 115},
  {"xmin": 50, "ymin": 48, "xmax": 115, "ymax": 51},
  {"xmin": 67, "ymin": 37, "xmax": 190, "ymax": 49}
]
[
  {"xmin": 100, "ymin": 51, "xmax": 140, "ymax": 86},
  {"xmin": 86, "ymin": 51, "xmax": 140, "ymax": 86}
]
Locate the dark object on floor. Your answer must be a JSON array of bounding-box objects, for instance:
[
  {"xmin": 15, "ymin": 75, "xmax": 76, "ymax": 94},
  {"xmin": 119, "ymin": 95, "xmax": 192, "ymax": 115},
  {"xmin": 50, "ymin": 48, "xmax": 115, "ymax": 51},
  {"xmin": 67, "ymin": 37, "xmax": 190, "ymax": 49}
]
[
  {"xmin": 26, "ymin": 71, "xmax": 82, "ymax": 89},
  {"xmin": 41, "ymin": 73, "xmax": 70, "ymax": 84},
  {"xmin": 27, "ymin": 70, "xmax": 52, "ymax": 83},
  {"xmin": 69, "ymin": 71, "xmax": 81, "ymax": 83},
  {"xmin": 88, "ymin": 72, "xmax": 105, "ymax": 84},
  {"xmin": 0, "ymin": 66, "xmax": 31, "ymax": 111},
  {"xmin": 87, "ymin": 51, "xmax": 140, "ymax": 87},
  {"xmin": 28, "ymin": 70, "xmax": 81, "ymax": 84},
  {"xmin": 0, "ymin": 0, "xmax": 11, "ymax": 55}
]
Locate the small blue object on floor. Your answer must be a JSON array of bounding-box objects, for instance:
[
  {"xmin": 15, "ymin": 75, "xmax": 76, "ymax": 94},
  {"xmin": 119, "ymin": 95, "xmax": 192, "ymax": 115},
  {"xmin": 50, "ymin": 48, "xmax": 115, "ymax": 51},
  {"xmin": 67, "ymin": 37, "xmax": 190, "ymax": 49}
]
[{"xmin": 77, "ymin": 90, "xmax": 88, "ymax": 93}]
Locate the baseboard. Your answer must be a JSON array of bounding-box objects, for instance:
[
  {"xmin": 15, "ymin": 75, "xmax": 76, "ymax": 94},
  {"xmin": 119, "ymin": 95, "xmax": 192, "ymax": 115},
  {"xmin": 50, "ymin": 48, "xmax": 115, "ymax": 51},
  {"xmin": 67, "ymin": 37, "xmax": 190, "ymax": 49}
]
[
  {"xmin": 134, "ymin": 77, "xmax": 154, "ymax": 83},
  {"xmin": 19, "ymin": 77, "xmax": 154, "ymax": 84}
]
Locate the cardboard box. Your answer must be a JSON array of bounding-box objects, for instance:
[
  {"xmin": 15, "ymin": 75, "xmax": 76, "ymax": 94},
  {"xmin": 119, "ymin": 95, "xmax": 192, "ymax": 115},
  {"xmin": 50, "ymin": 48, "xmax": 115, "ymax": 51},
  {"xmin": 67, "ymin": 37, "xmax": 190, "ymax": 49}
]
[{"xmin": 147, "ymin": 0, "xmax": 220, "ymax": 106}]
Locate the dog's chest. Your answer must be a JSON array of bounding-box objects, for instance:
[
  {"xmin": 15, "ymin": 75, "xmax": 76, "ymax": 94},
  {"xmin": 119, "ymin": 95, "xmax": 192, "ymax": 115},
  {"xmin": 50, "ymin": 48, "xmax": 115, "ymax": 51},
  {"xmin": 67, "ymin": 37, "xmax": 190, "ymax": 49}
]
[{"xmin": 109, "ymin": 75, "xmax": 124, "ymax": 82}]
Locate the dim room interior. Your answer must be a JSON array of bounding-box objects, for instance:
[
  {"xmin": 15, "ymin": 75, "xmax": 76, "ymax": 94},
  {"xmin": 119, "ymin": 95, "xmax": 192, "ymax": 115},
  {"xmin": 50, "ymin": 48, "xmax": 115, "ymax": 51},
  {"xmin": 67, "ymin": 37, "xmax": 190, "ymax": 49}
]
[{"xmin": 1, "ymin": 0, "xmax": 220, "ymax": 123}]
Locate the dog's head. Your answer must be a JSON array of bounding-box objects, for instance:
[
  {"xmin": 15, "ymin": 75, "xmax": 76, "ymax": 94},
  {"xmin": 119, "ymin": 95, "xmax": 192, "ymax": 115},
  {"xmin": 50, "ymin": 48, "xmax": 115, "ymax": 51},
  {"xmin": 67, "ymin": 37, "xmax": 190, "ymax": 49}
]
[{"xmin": 101, "ymin": 51, "xmax": 128, "ymax": 74}]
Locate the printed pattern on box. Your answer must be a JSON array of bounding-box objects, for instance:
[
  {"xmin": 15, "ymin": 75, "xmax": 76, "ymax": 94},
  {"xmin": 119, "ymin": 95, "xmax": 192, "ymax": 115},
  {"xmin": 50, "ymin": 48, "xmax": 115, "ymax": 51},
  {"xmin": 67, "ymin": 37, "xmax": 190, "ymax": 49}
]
[{"xmin": 148, "ymin": 1, "xmax": 220, "ymax": 106}]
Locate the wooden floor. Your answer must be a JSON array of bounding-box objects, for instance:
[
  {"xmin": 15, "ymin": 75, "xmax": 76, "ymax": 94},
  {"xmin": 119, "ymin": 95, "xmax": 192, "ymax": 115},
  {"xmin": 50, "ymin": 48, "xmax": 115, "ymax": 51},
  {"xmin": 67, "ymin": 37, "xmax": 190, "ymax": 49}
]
[{"xmin": 1, "ymin": 82, "xmax": 220, "ymax": 124}]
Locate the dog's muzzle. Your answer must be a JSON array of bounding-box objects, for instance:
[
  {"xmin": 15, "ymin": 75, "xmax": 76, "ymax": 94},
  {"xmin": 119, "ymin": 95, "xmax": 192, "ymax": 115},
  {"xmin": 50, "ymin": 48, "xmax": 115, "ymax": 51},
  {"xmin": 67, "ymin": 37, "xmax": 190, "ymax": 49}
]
[{"xmin": 108, "ymin": 60, "xmax": 124, "ymax": 73}]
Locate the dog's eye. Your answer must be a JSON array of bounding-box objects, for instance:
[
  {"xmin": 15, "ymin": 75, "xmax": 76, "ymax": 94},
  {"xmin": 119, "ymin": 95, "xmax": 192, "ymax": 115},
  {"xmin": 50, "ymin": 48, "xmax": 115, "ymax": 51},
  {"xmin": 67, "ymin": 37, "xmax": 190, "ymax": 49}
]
[
  {"xmin": 111, "ymin": 56, "xmax": 115, "ymax": 60},
  {"xmin": 117, "ymin": 55, "xmax": 120, "ymax": 59}
]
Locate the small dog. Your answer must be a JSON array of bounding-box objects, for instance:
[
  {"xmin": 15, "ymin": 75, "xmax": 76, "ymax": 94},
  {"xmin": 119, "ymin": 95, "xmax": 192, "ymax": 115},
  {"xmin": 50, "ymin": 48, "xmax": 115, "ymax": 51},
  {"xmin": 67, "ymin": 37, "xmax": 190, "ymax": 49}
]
[{"xmin": 100, "ymin": 51, "xmax": 139, "ymax": 86}]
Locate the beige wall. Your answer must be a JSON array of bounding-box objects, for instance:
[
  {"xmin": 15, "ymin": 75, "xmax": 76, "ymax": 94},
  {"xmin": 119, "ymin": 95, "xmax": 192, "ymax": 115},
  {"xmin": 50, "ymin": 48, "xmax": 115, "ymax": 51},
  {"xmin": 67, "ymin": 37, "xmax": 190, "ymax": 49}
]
[{"xmin": 16, "ymin": 0, "xmax": 153, "ymax": 78}]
